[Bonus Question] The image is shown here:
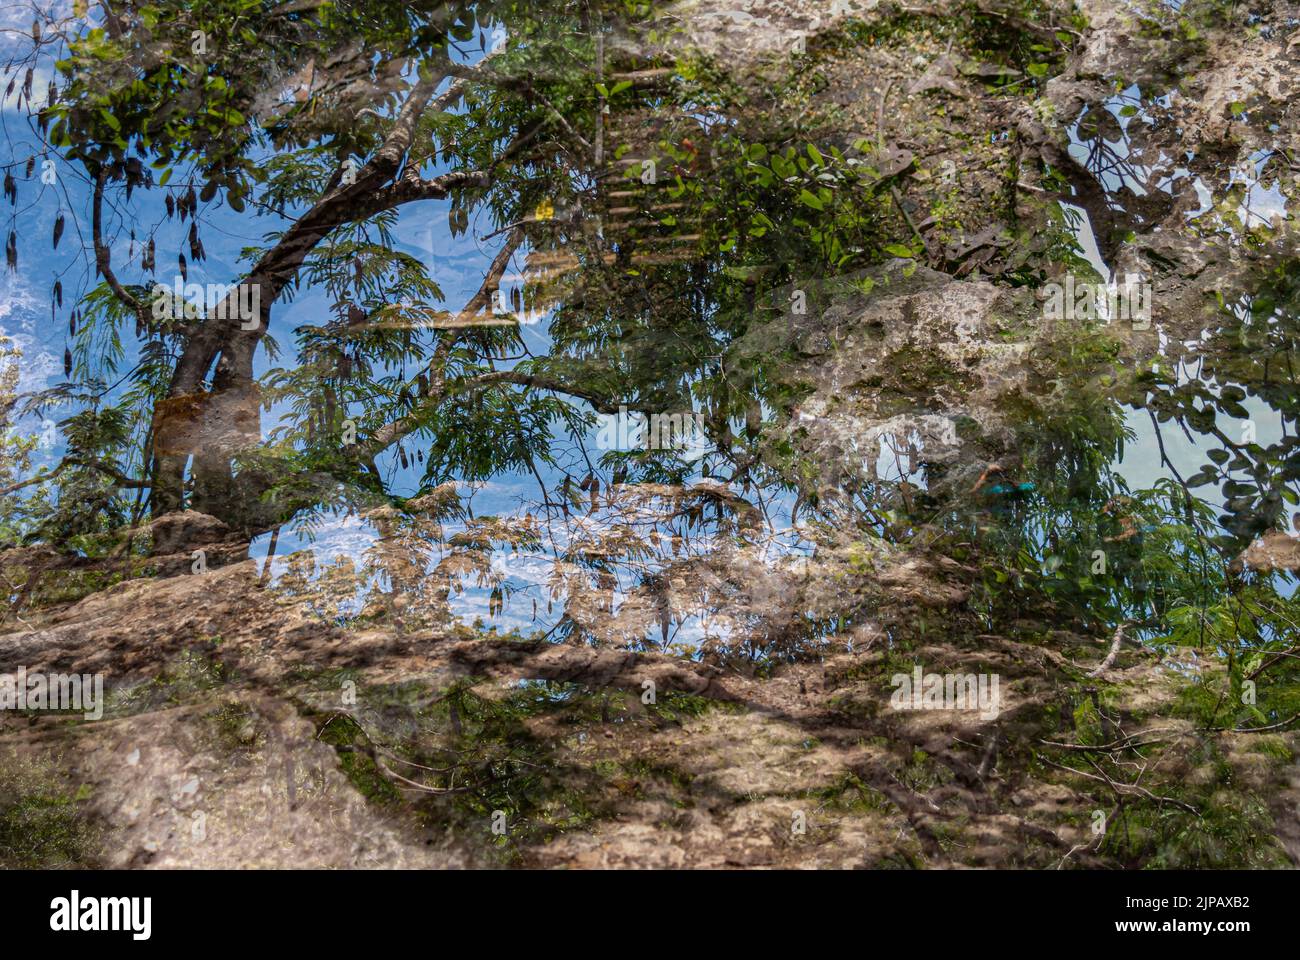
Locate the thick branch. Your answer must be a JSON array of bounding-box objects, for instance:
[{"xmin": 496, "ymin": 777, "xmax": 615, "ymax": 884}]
[
  {"xmin": 177, "ymin": 55, "xmax": 521, "ymax": 396},
  {"xmin": 252, "ymin": 166, "xmax": 490, "ymax": 308}
]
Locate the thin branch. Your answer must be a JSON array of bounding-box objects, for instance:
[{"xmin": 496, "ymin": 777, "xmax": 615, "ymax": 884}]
[
  {"xmin": 1231, "ymin": 712, "xmax": 1300, "ymax": 734},
  {"xmin": 1040, "ymin": 756, "xmax": 1199, "ymax": 815},
  {"xmin": 92, "ymin": 167, "xmax": 149, "ymax": 325},
  {"xmin": 0, "ymin": 456, "xmax": 148, "ymax": 497},
  {"xmin": 1087, "ymin": 621, "xmax": 1131, "ymax": 677},
  {"xmin": 456, "ymin": 370, "xmax": 623, "ymax": 413}
]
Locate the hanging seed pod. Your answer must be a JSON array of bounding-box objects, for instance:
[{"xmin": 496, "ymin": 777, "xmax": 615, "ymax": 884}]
[
  {"xmin": 5, "ymin": 230, "xmax": 16, "ymax": 272},
  {"xmin": 197, "ymin": 181, "xmax": 214, "ymax": 205},
  {"xmin": 128, "ymin": 229, "xmax": 135, "ymax": 258},
  {"xmin": 53, "ymin": 279, "xmax": 61, "ymax": 307},
  {"xmin": 32, "ymin": 20, "xmax": 40, "ymax": 45},
  {"xmin": 24, "ymin": 156, "xmax": 34, "ymax": 178},
  {"xmin": 143, "ymin": 238, "xmax": 155, "ymax": 273},
  {"xmin": 22, "ymin": 67, "xmax": 32, "ymax": 101},
  {"xmin": 3, "ymin": 171, "xmax": 14, "ymax": 204},
  {"xmin": 165, "ymin": 194, "xmax": 174, "ymax": 219},
  {"xmin": 45, "ymin": 80, "xmax": 55, "ymax": 107},
  {"xmin": 510, "ymin": 287, "xmax": 521, "ymax": 313},
  {"xmin": 69, "ymin": 313, "xmax": 75, "ymax": 337},
  {"xmin": 4, "ymin": 78, "xmax": 14, "ymax": 100},
  {"xmin": 63, "ymin": 347, "xmax": 71, "ymax": 377},
  {"xmin": 188, "ymin": 222, "xmax": 203, "ymax": 261},
  {"xmin": 417, "ymin": 449, "xmax": 424, "ymax": 464},
  {"xmin": 399, "ymin": 446, "xmax": 409, "ymax": 470},
  {"xmin": 338, "ymin": 353, "xmax": 351, "ymax": 380},
  {"xmin": 178, "ymin": 253, "xmax": 187, "ymax": 282},
  {"xmin": 52, "ymin": 212, "xmax": 63, "ymax": 249}
]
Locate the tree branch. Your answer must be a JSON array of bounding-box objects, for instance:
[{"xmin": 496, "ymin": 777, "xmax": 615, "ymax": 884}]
[
  {"xmin": 456, "ymin": 370, "xmax": 623, "ymax": 413},
  {"xmin": 1087, "ymin": 621, "xmax": 1131, "ymax": 677},
  {"xmin": 362, "ymin": 368, "xmax": 624, "ymax": 460},
  {"xmin": 93, "ymin": 167, "xmax": 149, "ymax": 326},
  {"xmin": 0, "ymin": 456, "xmax": 148, "ymax": 497}
]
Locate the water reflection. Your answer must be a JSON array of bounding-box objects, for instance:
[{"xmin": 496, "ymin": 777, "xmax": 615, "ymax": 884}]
[{"xmin": 2, "ymin": 0, "xmax": 1298, "ymax": 869}]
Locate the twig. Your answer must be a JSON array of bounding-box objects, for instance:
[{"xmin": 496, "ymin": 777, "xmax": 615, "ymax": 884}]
[
  {"xmin": 1231, "ymin": 712, "xmax": 1300, "ymax": 734},
  {"xmin": 1040, "ymin": 756, "xmax": 1199, "ymax": 815}
]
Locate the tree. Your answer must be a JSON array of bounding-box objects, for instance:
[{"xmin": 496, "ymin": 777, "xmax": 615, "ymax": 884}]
[
  {"xmin": 6, "ymin": 1, "xmax": 657, "ymax": 535},
  {"xmin": 2, "ymin": 0, "xmax": 1299, "ymax": 870}
]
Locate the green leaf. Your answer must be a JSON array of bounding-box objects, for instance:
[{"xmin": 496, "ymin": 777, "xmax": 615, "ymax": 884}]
[{"xmin": 797, "ymin": 188, "xmax": 824, "ymax": 211}]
